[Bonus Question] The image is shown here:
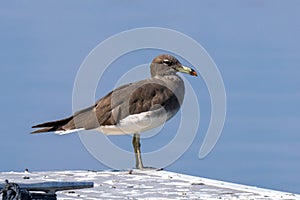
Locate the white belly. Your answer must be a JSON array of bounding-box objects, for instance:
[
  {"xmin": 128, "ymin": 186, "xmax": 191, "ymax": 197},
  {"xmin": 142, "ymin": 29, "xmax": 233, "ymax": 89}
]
[{"xmin": 95, "ymin": 108, "xmax": 172, "ymax": 135}]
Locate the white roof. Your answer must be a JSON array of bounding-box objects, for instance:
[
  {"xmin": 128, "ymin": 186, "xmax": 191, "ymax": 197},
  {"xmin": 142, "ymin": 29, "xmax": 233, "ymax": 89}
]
[{"xmin": 0, "ymin": 170, "xmax": 299, "ymax": 200}]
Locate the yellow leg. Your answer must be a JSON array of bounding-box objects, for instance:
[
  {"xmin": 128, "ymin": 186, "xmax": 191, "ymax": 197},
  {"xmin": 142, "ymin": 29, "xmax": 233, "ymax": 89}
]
[{"xmin": 132, "ymin": 133, "xmax": 144, "ymax": 169}]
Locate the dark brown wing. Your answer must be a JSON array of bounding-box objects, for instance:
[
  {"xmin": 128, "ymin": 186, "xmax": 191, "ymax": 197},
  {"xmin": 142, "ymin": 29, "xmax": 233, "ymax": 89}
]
[
  {"xmin": 128, "ymin": 82, "xmax": 181, "ymax": 115},
  {"xmin": 96, "ymin": 80, "xmax": 182, "ymax": 126},
  {"xmin": 32, "ymin": 79, "xmax": 182, "ymax": 133}
]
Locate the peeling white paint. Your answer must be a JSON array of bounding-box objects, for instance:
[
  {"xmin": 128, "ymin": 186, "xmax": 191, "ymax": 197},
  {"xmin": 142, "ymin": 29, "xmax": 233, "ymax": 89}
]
[{"xmin": 0, "ymin": 170, "xmax": 298, "ymax": 200}]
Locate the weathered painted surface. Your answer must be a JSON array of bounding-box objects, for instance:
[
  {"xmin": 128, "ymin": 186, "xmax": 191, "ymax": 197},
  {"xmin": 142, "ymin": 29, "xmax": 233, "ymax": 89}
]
[
  {"xmin": 0, "ymin": 181, "xmax": 93, "ymax": 194},
  {"xmin": 0, "ymin": 170, "xmax": 299, "ymax": 200}
]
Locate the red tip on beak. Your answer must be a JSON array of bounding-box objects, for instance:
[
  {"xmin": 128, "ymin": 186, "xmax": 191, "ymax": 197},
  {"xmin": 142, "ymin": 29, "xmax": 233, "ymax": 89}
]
[{"xmin": 190, "ymin": 70, "xmax": 198, "ymax": 76}]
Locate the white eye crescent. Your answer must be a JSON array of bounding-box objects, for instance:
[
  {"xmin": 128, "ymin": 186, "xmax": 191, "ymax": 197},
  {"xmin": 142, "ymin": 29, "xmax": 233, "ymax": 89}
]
[{"xmin": 163, "ymin": 59, "xmax": 172, "ymax": 66}]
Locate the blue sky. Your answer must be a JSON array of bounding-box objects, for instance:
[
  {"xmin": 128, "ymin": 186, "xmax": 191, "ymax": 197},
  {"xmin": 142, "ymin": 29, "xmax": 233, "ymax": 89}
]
[{"xmin": 0, "ymin": 0, "xmax": 300, "ymax": 194}]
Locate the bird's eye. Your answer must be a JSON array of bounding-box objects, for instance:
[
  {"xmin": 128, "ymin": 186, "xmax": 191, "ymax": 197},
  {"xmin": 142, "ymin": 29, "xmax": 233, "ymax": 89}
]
[{"xmin": 162, "ymin": 59, "xmax": 172, "ymax": 66}]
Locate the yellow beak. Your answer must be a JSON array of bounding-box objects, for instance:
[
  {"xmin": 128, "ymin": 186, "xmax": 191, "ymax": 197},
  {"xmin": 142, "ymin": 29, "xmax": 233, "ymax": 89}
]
[{"xmin": 177, "ymin": 65, "xmax": 198, "ymax": 76}]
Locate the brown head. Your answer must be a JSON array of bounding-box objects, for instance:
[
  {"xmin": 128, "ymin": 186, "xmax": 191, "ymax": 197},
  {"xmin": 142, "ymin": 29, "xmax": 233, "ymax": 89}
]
[{"xmin": 150, "ymin": 54, "xmax": 197, "ymax": 77}]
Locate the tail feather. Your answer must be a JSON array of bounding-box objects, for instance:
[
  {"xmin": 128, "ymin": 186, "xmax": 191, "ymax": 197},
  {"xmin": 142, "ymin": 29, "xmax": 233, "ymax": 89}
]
[
  {"xmin": 32, "ymin": 116, "xmax": 73, "ymax": 128},
  {"xmin": 31, "ymin": 116, "xmax": 73, "ymax": 134},
  {"xmin": 32, "ymin": 104, "xmax": 101, "ymax": 134},
  {"xmin": 31, "ymin": 127, "xmax": 60, "ymax": 134}
]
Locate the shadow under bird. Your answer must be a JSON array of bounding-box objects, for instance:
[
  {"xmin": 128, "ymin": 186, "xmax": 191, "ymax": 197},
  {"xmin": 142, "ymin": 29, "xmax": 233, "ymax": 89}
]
[{"xmin": 32, "ymin": 54, "xmax": 197, "ymax": 169}]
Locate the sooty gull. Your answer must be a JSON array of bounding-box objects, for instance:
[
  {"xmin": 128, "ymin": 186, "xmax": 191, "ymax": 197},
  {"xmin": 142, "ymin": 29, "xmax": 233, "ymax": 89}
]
[{"xmin": 32, "ymin": 54, "xmax": 197, "ymax": 169}]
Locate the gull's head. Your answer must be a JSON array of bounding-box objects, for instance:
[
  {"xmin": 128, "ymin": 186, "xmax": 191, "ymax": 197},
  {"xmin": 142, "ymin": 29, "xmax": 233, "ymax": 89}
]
[{"xmin": 150, "ymin": 54, "xmax": 197, "ymax": 77}]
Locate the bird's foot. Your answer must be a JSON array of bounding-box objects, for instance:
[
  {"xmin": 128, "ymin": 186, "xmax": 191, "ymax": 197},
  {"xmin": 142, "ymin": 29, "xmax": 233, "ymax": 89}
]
[{"xmin": 135, "ymin": 166, "xmax": 163, "ymax": 171}]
